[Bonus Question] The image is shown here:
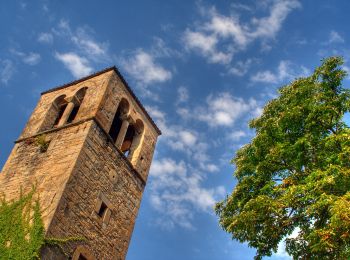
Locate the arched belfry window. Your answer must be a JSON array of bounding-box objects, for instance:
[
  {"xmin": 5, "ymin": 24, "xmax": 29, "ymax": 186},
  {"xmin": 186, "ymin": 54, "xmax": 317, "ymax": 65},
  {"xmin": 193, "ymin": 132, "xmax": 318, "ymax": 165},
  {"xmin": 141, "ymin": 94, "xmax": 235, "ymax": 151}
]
[
  {"xmin": 53, "ymin": 95, "xmax": 68, "ymax": 127},
  {"xmin": 39, "ymin": 94, "xmax": 68, "ymax": 131},
  {"xmin": 109, "ymin": 98, "xmax": 130, "ymax": 142},
  {"xmin": 121, "ymin": 124, "xmax": 135, "ymax": 156},
  {"xmin": 126, "ymin": 119, "xmax": 144, "ymax": 159},
  {"xmin": 108, "ymin": 99, "xmax": 144, "ymax": 161},
  {"xmin": 67, "ymin": 87, "xmax": 87, "ymax": 124}
]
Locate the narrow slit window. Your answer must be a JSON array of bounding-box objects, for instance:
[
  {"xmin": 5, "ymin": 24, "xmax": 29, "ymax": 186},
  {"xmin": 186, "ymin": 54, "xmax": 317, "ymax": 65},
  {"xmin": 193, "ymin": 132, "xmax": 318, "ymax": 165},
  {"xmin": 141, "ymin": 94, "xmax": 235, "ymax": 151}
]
[{"xmin": 98, "ymin": 201, "xmax": 108, "ymax": 218}]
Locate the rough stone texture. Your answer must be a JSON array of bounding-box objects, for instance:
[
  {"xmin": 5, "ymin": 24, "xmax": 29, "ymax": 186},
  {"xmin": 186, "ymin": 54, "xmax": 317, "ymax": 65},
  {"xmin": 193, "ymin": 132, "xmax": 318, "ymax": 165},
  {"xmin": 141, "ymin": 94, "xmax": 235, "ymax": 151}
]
[
  {"xmin": 0, "ymin": 122, "xmax": 89, "ymax": 229},
  {"xmin": 0, "ymin": 68, "xmax": 160, "ymax": 259}
]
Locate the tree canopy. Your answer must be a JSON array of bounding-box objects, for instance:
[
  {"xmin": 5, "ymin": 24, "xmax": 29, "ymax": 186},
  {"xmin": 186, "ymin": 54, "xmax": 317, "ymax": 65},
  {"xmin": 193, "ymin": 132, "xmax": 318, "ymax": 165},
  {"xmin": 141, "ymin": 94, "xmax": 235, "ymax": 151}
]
[{"xmin": 215, "ymin": 57, "xmax": 350, "ymax": 259}]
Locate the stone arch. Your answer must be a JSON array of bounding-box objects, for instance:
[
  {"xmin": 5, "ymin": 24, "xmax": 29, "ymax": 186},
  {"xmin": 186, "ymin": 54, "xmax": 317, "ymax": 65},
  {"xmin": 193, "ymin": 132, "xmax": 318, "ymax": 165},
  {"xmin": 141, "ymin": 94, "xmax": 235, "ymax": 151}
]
[
  {"xmin": 108, "ymin": 98, "xmax": 130, "ymax": 143},
  {"xmin": 66, "ymin": 87, "xmax": 88, "ymax": 123},
  {"xmin": 72, "ymin": 245, "xmax": 96, "ymax": 260},
  {"xmin": 39, "ymin": 94, "xmax": 68, "ymax": 131}
]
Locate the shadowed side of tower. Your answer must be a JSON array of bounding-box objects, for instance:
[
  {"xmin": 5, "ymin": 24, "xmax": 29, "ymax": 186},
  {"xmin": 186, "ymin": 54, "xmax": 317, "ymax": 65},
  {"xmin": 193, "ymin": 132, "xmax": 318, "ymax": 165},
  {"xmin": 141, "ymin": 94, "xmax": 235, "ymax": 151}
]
[{"xmin": 0, "ymin": 67, "xmax": 161, "ymax": 259}]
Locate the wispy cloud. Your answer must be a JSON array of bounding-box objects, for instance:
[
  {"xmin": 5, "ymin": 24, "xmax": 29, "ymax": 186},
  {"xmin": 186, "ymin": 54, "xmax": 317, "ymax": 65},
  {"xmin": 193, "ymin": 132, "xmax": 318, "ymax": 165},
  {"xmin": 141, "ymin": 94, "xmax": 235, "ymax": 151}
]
[
  {"xmin": 178, "ymin": 92, "xmax": 261, "ymax": 127},
  {"xmin": 183, "ymin": 30, "xmax": 233, "ymax": 64},
  {"xmin": 146, "ymin": 105, "xmax": 218, "ymax": 172},
  {"xmin": 55, "ymin": 19, "xmax": 110, "ymax": 63},
  {"xmin": 183, "ymin": 0, "xmax": 300, "ymax": 65},
  {"xmin": 10, "ymin": 49, "xmax": 41, "ymax": 66},
  {"xmin": 122, "ymin": 49, "xmax": 172, "ymax": 86},
  {"xmin": 251, "ymin": 60, "xmax": 309, "ymax": 84},
  {"xmin": 228, "ymin": 130, "xmax": 247, "ymax": 141},
  {"xmin": 176, "ymin": 86, "xmax": 189, "ymax": 104},
  {"xmin": 71, "ymin": 28, "xmax": 108, "ymax": 61},
  {"xmin": 328, "ymin": 30, "xmax": 345, "ymax": 44},
  {"xmin": 145, "ymin": 104, "xmax": 225, "ymax": 229},
  {"xmin": 228, "ymin": 58, "xmax": 257, "ymax": 76},
  {"xmin": 37, "ymin": 32, "xmax": 53, "ymax": 44},
  {"xmin": 55, "ymin": 52, "xmax": 93, "ymax": 78},
  {"xmin": 149, "ymin": 157, "xmax": 225, "ymax": 229},
  {"xmin": 0, "ymin": 59, "xmax": 15, "ymax": 85}
]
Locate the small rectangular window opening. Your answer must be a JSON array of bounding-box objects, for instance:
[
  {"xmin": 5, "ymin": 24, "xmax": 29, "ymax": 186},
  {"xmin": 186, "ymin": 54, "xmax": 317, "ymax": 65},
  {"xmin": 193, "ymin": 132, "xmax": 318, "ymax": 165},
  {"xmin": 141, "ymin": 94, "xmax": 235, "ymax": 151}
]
[{"xmin": 98, "ymin": 201, "xmax": 108, "ymax": 218}]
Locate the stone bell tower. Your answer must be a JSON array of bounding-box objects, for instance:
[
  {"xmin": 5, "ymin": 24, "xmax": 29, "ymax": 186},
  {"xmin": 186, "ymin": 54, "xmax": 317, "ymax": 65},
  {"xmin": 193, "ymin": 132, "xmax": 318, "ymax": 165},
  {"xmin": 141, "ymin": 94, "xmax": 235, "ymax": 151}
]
[{"xmin": 0, "ymin": 67, "xmax": 161, "ymax": 259}]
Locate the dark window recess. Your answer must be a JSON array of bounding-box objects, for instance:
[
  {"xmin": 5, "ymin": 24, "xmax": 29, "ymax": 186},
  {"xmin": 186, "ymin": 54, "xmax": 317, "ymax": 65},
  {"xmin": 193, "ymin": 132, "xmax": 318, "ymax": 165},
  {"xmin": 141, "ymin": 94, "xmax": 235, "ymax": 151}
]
[
  {"xmin": 109, "ymin": 107, "xmax": 123, "ymax": 142},
  {"xmin": 78, "ymin": 254, "xmax": 88, "ymax": 260},
  {"xmin": 121, "ymin": 125, "xmax": 135, "ymax": 154},
  {"xmin": 53, "ymin": 104, "xmax": 67, "ymax": 126},
  {"xmin": 67, "ymin": 105, "xmax": 80, "ymax": 123},
  {"xmin": 98, "ymin": 202, "xmax": 108, "ymax": 218}
]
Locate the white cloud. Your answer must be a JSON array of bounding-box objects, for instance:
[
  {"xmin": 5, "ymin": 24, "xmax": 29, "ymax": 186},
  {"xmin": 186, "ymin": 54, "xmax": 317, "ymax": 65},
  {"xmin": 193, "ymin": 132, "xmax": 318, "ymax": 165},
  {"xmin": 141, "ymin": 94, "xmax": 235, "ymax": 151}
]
[
  {"xmin": 54, "ymin": 19, "xmax": 110, "ymax": 63},
  {"xmin": 179, "ymin": 131, "xmax": 197, "ymax": 146},
  {"xmin": 22, "ymin": 53, "xmax": 41, "ymax": 65},
  {"xmin": 0, "ymin": 59, "xmax": 15, "ymax": 85},
  {"xmin": 206, "ymin": 13, "xmax": 248, "ymax": 47},
  {"xmin": 183, "ymin": 30, "xmax": 232, "ymax": 64},
  {"xmin": 229, "ymin": 130, "xmax": 247, "ymax": 141},
  {"xmin": 328, "ymin": 30, "xmax": 345, "ymax": 44},
  {"xmin": 10, "ymin": 49, "xmax": 41, "ymax": 65},
  {"xmin": 251, "ymin": 70, "xmax": 278, "ymax": 84},
  {"xmin": 38, "ymin": 32, "xmax": 53, "ymax": 44},
  {"xmin": 251, "ymin": 60, "xmax": 309, "ymax": 84},
  {"xmin": 228, "ymin": 58, "xmax": 256, "ymax": 76},
  {"xmin": 274, "ymin": 228, "xmax": 300, "ymax": 259},
  {"xmin": 176, "ymin": 86, "xmax": 189, "ymax": 103},
  {"xmin": 183, "ymin": 0, "xmax": 300, "ymax": 64},
  {"xmin": 249, "ymin": 0, "xmax": 301, "ymax": 39},
  {"xmin": 122, "ymin": 49, "xmax": 172, "ymax": 86},
  {"xmin": 55, "ymin": 52, "xmax": 93, "ymax": 78},
  {"xmin": 194, "ymin": 92, "xmax": 261, "ymax": 127},
  {"xmin": 149, "ymin": 158, "xmax": 225, "ymax": 229},
  {"xmin": 71, "ymin": 27, "xmax": 108, "ymax": 59},
  {"xmin": 146, "ymin": 105, "xmax": 216, "ymax": 169},
  {"xmin": 151, "ymin": 37, "xmax": 181, "ymax": 58}
]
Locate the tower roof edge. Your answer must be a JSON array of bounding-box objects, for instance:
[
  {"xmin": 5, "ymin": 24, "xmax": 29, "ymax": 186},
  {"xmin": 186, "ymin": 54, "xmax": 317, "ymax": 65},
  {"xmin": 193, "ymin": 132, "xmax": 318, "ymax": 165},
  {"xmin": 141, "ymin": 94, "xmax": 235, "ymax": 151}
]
[{"xmin": 40, "ymin": 66, "xmax": 162, "ymax": 135}]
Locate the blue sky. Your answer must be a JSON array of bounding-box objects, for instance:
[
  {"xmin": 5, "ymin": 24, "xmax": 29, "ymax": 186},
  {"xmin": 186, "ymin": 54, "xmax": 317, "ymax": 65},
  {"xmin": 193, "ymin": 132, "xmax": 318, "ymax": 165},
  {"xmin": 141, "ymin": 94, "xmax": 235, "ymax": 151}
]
[{"xmin": 1, "ymin": 1, "xmax": 350, "ymax": 259}]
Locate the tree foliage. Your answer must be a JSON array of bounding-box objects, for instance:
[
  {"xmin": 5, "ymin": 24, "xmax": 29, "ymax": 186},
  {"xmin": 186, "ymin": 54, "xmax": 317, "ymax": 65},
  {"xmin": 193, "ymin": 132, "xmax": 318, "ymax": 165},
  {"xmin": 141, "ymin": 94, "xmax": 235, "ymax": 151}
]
[{"xmin": 215, "ymin": 57, "xmax": 350, "ymax": 259}]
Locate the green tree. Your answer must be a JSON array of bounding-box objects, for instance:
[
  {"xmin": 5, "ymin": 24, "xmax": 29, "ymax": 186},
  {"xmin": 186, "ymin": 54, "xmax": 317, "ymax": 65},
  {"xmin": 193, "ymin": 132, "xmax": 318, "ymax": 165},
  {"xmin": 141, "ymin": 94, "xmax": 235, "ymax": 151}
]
[{"xmin": 215, "ymin": 57, "xmax": 350, "ymax": 259}]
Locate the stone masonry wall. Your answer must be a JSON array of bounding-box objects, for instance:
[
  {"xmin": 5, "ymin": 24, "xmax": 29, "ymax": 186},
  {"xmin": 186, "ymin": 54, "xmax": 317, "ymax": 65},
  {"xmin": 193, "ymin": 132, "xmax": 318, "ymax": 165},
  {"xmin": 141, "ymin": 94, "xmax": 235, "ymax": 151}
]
[
  {"xmin": 0, "ymin": 121, "xmax": 90, "ymax": 229},
  {"xmin": 44, "ymin": 120, "xmax": 145, "ymax": 259}
]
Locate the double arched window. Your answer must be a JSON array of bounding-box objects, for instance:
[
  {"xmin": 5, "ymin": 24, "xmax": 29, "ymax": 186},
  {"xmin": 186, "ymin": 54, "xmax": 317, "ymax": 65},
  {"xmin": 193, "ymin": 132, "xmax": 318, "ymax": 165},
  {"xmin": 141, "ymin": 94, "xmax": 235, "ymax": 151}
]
[
  {"xmin": 108, "ymin": 98, "xmax": 144, "ymax": 160},
  {"xmin": 41, "ymin": 87, "xmax": 88, "ymax": 131}
]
